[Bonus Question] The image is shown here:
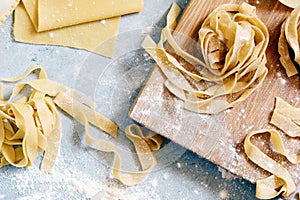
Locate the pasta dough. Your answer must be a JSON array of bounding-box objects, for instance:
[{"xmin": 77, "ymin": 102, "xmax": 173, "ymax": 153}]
[
  {"xmin": 278, "ymin": 6, "xmax": 300, "ymax": 77},
  {"xmin": 244, "ymin": 97, "xmax": 300, "ymax": 199},
  {"xmin": 14, "ymin": 2, "xmax": 120, "ymax": 57},
  {"xmin": 13, "ymin": 0, "xmax": 143, "ymax": 57},
  {"xmin": 0, "ymin": 0, "xmax": 20, "ymax": 26},
  {"xmin": 22, "ymin": 0, "xmax": 143, "ymax": 32},
  {"xmin": 142, "ymin": 2, "xmax": 269, "ymax": 114},
  {"xmin": 0, "ymin": 66, "xmax": 163, "ymax": 186}
]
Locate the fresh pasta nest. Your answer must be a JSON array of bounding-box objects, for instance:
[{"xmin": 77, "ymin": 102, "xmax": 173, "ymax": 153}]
[
  {"xmin": 142, "ymin": 2, "xmax": 269, "ymax": 114},
  {"xmin": 0, "ymin": 66, "xmax": 162, "ymax": 187},
  {"xmin": 278, "ymin": 6, "xmax": 300, "ymax": 77}
]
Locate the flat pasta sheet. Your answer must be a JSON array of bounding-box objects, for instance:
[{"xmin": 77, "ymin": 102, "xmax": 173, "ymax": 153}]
[
  {"xmin": 0, "ymin": 0, "xmax": 20, "ymax": 25},
  {"xmin": 23, "ymin": 0, "xmax": 143, "ymax": 32},
  {"xmin": 14, "ymin": 2, "xmax": 120, "ymax": 57},
  {"xmin": 13, "ymin": 0, "xmax": 144, "ymax": 57}
]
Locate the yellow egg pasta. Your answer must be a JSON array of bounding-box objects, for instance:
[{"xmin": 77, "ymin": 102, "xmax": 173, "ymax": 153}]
[
  {"xmin": 270, "ymin": 97, "xmax": 300, "ymax": 137},
  {"xmin": 14, "ymin": 2, "xmax": 120, "ymax": 58},
  {"xmin": 142, "ymin": 2, "xmax": 268, "ymax": 114},
  {"xmin": 12, "ymin": 0, "xmax": 143, "ymax": 57},
  {"xmin": 244, "ymin": 97, "xmax": 300, "ymax": 199},
  {"xmin": 244, "ymin": 129, "xmax": 296, "ymax": 199},
  {"xmin": 0, "ymin": 66, "xmax": 163, "ymax": 186},
  {"xmin": 22, "ymin": 0, "xmax": 143, "ymax": 32},
  {"xmin": 85, "ymin": 123, "xmax": 162, "ymax": 186}
]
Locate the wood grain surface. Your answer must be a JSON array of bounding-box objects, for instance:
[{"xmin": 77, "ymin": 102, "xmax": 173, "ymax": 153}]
[{"xmin": 130, "ymin": 0, "xmax": 300, "ymax": 187}]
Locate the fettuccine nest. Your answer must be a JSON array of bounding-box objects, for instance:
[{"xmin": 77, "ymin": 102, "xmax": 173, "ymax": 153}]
[
  {"xmin": 143, "ymin": 2, "xmax": 269, "ymax": 114},
  {"xmin": 0, "ymin": 66, "xmax": 163, "ymax": 186}
]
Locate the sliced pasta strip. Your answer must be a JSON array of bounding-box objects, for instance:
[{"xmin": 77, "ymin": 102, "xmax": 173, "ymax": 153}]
[
  {"xmin": 142, "ymin": 2, "xmax": 268, "ymax": 114},
  {"xmin": 53, "ymin": 92, "xmax": 118, "ymax": 138},
  {"xmin": 270, "ymin": 97, "xmax": 300, "ymax": 137},
  {"xmin": 85, "ymin": 123, "xmax": 162, "ymax": 186},
  {"xmin": 278, "ymin": 6, "xmax": 300, "ymax": 77},
  {"xmin": 244, "ymin": 129, "xmax": 296, "ymax": 199},
  {"xmin": 0, "ymin": 66, "xmax": 162, "ymax": 186}
]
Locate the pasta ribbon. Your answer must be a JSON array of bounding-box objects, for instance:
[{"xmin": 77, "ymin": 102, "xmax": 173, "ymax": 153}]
[
  {"xmin": 244, "ymin": 97, "xmax": 300, "ymax": 199},
  {"xmin": 0, "ymin": 66, "xmax": 163, "ymax": 186},
  {"xmin": 84, "ymin": 123, "xmax": 163, "ymax": 186},
  {"xmin": 271, "ymin": 97, "xmax": 300, "ymax": 137},
  {"xmin": 278, "ymin": 6, "xmax": 300, "ymax": 77},
  {"xmin": 142, "ymin": 2, "xmax": 268, "ymax": 114},
  {"xmin": 0, "ymin": 88, "xmax": 62, "ymax": 171},
  {"xmin": 244, "ymin": 129, "xmax": 296, "ymax": 199}
]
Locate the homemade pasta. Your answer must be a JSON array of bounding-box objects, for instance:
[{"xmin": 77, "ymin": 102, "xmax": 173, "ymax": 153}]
[
  {"xmin": 0, "ymin": 66, "xmax": 162, "ymax": 186},
  {"xmin": 142, "ymin": 2, "xmax": 269, "ymax": 114},
  {"xmin": 244, "ymin": 97, "xmax": 300, "ymax": 199},
  {"xmin": 0, "ymin": 0, "xmax": 20, "ymax": 26},
  {"xmin": 22, "ymin": 0, "xmax": 143, "ymax": 32},
  {"xmin": 14, "ymin": 1, "xmax": 121, "ymax": 57},
  {"xmin": 11, "ymin": 0, "xmax": 143, "ymax": 57},
  {"xmin": 278, "ymin": 6, "xmax": 300, "ymax": 77}
]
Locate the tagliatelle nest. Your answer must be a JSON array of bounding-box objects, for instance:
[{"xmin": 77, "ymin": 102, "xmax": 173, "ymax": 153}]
[
  {"xmin": 142, "ymin": 2, "xmax": 269, "ymax": 114},
  {"xmin": 278, "ymin": 6, "xmax": 300, "ymax": 77},
  {"xmin": 0, "ymin": 66, "xmax": 163, "ymax": 187}
]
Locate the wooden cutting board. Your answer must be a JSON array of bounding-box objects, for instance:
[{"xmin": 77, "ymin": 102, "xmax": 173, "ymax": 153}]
[{"xmin": 130, "ymin": 0, "xmax": 300, "ymax": 187}]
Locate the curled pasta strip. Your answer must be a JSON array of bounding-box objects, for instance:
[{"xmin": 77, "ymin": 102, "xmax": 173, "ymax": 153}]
[
  {"xmin": 278, "ymin": 6, "xmax": 300, "ymax": 77},
  {"xmin": 244, "ymin": 98, "xmax": 300, "ymax": 199},
  {"xmin": 0, "ymin": 66, "xmax": 163, "ymax": 186},
  {"xmin": 0, "ymin": 89, "xmax": 62, "ymax": 171},
  {"xmin": 142, "ymin": 2, "xmax": 268, "ymax": 114},
  {"xmin": 83, "ymin": 123, "xmax": 163, "ymax": 186},
  {"xmin": 244, "ymin": 129, "xmax": 296, "ymax": 199}
]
